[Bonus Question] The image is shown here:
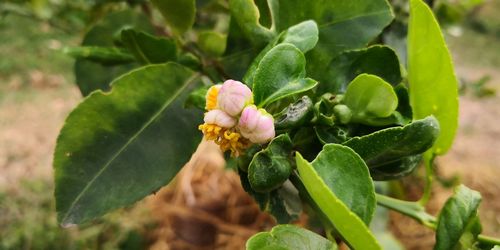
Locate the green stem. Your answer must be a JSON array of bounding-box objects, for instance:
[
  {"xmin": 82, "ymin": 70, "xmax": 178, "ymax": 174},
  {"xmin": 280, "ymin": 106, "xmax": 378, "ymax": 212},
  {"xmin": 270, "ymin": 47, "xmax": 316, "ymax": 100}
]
[
  {"xmin": 478, "ymin": 235, "xmax": 500, "ymax": 246},
  {"xmin": 376, "ymin": 194, "xmax": 436, "ymax": 229},
  {"xmin": 376, "ymin": 194, "xmax": 500, "ymax": 246},
  {"xmin": 418, "ymin": 152, "xmax": 435, "ymax": 205}
]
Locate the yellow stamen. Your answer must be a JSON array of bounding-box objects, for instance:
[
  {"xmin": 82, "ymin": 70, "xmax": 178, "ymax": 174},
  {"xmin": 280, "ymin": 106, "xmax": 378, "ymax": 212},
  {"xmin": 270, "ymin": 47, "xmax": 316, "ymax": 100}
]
[{"xmin": 199, "ymin": 123, "xmax": 250, "ymax": 157}]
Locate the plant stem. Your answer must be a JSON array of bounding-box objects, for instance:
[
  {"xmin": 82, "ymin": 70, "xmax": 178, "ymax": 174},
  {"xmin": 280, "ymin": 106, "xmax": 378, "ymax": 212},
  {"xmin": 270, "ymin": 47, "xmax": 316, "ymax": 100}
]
[
  {"xmin": 376, "ymin": 194, "xmax": 500, "ymax": 246},
  {"xmin": 418, "ymin": 153, "xmax": 435, "ymax": 205},
  {"xmin": 478, "ymin": 235, "xmax": 500, "ymax": 246}
]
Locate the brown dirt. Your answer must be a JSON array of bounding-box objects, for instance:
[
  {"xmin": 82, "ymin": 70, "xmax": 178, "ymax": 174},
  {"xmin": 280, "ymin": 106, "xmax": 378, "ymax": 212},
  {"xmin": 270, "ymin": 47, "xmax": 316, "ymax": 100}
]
[{"xmin": 0, "ymin": 74, "xmax": 80, "ymax": 191}]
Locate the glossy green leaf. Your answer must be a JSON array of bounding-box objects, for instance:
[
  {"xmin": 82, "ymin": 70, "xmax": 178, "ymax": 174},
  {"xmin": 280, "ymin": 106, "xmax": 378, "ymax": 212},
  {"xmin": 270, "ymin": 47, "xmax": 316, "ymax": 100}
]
[
  {"xmin": 248, "ymin": 134, "xmax": 294, "ymax": 193},
  {"xmin": 319, "ymin": 45, "xmax": 402, "ymax": 94},
  {"xmin": 246, "ymin": 224, "xmax": 336, "ymax": 250},
  {"xmin": 198, "ymin": 31, "xmax": 227, "ymax": 57},
  {"xmin": 435, "ymin": 185, "xmax": 482, "ymax": 250},
  {"xmin": 408, "ymin": 0, "xmax": 459, "ymax": 155},
  {"xmin": 342, "ymin": 74, "xmax": 398, "ymax": 125},
  {"xmin": 310, "ymin": 144, "xmax": 376, "ymax": 224},
  {"xmin": 74, "ymin": 10, "xmax": 154, "ymax": 96},
  {"xmin": 296, "ymin": 150, "xmax": 381, "ymax": 249},
  {"xmin": 274, "ymin": 96, "xmax": 314, "ymax": 129},
  {"xmin": 121, "ymin": 29, "xmax": 177, "ymax": 64},
  {"xmin": 64, "ymin": 46, "xmax": 135, "ymax": 65},
  {"xmin": 243, "ymin": 20, "xmax": 319, "ymax": 85},
  {"xmin": 253, "ymin": 44, "xmax": 318, "ymax": 107},
  {"xmin": 281, "ymin": 20, "xmax": 319, "ymax": 53},
  {"xmin": 151, "ymin": 0, "xmax": 196, "ymax": 34},
  {"xmin": 54, "ymin": 63, "xmax": 202, "ymax": 225},
  {"xmin": 228, "ymin": 0, "xmax": 274, "ymax": 45},
  {"xmin": 343, "ymin": 116, "xmax": 439, "ymax": 168}
]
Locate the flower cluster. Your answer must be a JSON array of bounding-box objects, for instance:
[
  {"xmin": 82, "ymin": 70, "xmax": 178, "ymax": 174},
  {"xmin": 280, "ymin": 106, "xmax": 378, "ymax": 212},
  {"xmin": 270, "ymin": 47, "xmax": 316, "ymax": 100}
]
[{"xmin": 199, "ymin": 80, "xmax": 275, "ymax": 156}]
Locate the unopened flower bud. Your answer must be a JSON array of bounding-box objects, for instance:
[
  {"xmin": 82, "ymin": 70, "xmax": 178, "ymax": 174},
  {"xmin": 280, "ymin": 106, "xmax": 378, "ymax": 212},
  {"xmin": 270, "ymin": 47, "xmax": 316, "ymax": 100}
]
[
  {"xmin": 217, "ymin": 80, "xmax": 253, "ymax": 116},
  {"xmin": 239, "ymin": 105, "xmax": 275, "ymax": 143},
  {"xmin": 205, "ymin": 84, "xmax": 222, "ymax": 110},
  {"xmin": 204, "ymin": 110, "xmax": 237, "ymax": 128}
]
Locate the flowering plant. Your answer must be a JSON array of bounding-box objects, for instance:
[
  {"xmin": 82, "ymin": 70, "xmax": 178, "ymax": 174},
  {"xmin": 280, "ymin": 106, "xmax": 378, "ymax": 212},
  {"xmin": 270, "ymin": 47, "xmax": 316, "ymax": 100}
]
[{"xmin": 53, "ymin": 0, "xmax": 500, "ymax": 248}]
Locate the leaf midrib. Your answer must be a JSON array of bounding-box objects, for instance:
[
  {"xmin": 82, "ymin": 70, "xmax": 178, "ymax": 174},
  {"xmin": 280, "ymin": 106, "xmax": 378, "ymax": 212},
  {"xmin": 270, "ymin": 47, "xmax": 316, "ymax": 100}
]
[
  {"xmin": 319, "ymin": 9, "xmax": 392, "ymax": 29},
  {"xmin": 61, "ymin": 70, "xmax": 198, "ymax": 224}
]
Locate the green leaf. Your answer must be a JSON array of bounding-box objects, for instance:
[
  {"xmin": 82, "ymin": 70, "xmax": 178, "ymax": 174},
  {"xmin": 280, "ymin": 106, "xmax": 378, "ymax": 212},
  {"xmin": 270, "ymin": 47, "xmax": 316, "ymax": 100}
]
[
  {"xmin": 342, "ymin": 74, "xmax": 398, "ymax": 125},
  {"xmin": 243, "ymin": 20, "xmax": 319, "ymax": 86},
  {"xmin": 246, "ymin": 224, "xmax": 336, "ymax": 250},
  {"xmin": 296, "ymin": 150, "xmax": 381, "ymax": 249},
  {"xmin": 281, "ymin": 20, "xmax": 319, "ymax": 53},
  {"xmin": 343, "ymin": 116, "xmax": 440, "ymax": 168},
  {"xmin": 318, "ymin": 45, "xmax": 402, "ymax": 94},
  {"xmin": 253, "ymin": 44, "xmax": 318, "ymax": 107},
  {"xmin": 198, "ymin": 31, "xmax": 227, "ymax": 57},
  {"xmin": 151, "ymin": 0, "xmax": 196, "ymax": 34},
  {"xmin": 435, "ymin": 185, "xmax": 482, "ymax": 250},
  {"xmin": 248, "ymin": 134, "xmax": 294, "ymax": 193},
  {"xmin": 64, "ymin": 46, "xmax": 135, "ymax": 65},
  {"xmin": 74, "ymin": 9, "xmax": 154, "ymax": 96},
  {"xmin": 228, "ymin": 0, "xmax": 274, "ymax": 45},
  {"xmin": 54, "ymin": 63, "xmax": 202, "ymax": 225},
  {"xmin": 309, "ymin": 144, "xmax": 376, "ymax": 224},
  {"xmin": 121, "ymin": 29, "xmax": 177, "ymax": 64},
  {"xmin": 408, "ymin": 0, "xmax": 459, "ymax": 155}
]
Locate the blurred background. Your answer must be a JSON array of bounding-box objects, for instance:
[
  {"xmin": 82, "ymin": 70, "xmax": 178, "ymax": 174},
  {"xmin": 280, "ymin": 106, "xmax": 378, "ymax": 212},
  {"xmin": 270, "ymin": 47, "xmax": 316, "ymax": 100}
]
[{"xmin": 0, "ymin": 0, "xmax": 499, "ymax": 249}]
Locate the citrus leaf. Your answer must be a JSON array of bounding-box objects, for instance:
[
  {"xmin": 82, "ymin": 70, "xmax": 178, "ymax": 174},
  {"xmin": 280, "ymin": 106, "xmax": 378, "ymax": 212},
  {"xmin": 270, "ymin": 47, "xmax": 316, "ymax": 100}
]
[
  {"xmin": 243, "ymin": 20, "xmax": 319, "ymax": 85},
  {"xmin": 54, "ymin": 63, "xmax": 202, "ymax": 225},
  {"xmin": 343, "ymin": 116, "xmax": 440, "ymax": 168},
  {"xmin": 248, "ymin": 134, "xmax": 294, "ymax": 193},
  {"xmin": 246, "ymin": 224, "xmax": 336, "ymax": 250},
  {"xmin": 342, "ymin": 74, "xmax": 398, "ymax": 125},
  {"xmin": 253, "ymin": 43, "xmax": 318, "ymax": 107},
  {"xmin": 309, "ymin": 144, "xmax": 376, "ymax": 224},
  {"xmin": 64, "ymin": 46, "xmax": 135, "ymax": 65},
  {"xmin": 228, "ymin": 0, "xmax": 274, "ymax": 45},
  {"xmin": 435, "ymin": 185, "xmax": 482, "ymax": 250},
  {"xmin": 408, "ymin": 0, "xmax": 459, "ymax": 155},
  {"xmin": 296, "ymin": 149, "xmax": 381, "ymax": 249}
]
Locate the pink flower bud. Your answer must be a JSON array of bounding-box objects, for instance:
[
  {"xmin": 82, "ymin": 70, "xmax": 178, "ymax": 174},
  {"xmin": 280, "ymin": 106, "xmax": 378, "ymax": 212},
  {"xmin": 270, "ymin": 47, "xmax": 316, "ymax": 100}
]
[
  {"xmin": 238, "ymin": 105, "xmax": 275, "ymax": 143},
  {"xmin": 217, "ymin": 80, "xmax": 253, "ymax": 116},
  {"xmin": 204, "ymin": 110, "xmax": 237, "ymax": 128},
  {"xmin": 205, "ymin": 84, "xmax": 221, "ymax": 110}
]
